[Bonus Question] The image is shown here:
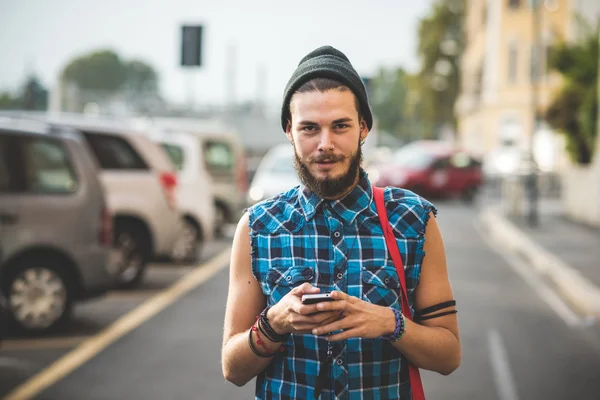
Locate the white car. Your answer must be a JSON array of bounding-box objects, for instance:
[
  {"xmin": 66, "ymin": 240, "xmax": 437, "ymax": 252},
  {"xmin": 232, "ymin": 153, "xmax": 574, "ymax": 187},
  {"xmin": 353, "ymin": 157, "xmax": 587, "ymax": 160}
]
[
  {"xmin": 149, "ymin": 128, "xmax": 215, "ymax": 262},
  {"xmin": 247, "ymin": 144, "xmax": 300, "ymax": 206},
  {"xmin": 49, "ymin": 116, "xmax": 184, "ymax": 288},
  {"xmin": 140, "ymin": 117, "xmax": 248, "ymax": 235}
]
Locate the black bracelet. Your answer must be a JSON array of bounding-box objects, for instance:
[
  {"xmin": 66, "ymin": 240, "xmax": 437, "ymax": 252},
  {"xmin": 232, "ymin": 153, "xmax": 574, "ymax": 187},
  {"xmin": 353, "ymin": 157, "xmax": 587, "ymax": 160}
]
[
  {"xmin": 259, "ymin": 307, "xmax": 290, "ymax": 343},
  {"xmin": 248, "ymin": 328, "xmax": 276, "ymax": 358}
]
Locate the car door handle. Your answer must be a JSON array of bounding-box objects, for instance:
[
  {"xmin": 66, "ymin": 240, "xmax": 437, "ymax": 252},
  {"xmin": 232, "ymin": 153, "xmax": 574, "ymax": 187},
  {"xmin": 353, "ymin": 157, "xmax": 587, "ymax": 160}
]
[{"xmin": 0, "ymin": 213, "xmax": 18, "ymax": 225}]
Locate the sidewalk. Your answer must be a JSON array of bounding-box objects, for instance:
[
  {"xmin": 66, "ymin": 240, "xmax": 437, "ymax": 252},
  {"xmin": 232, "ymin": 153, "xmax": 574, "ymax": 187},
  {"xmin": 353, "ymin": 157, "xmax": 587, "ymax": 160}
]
[{"xmin": 479, "ymin": 197, "xmax": 600, "ymax": 320}]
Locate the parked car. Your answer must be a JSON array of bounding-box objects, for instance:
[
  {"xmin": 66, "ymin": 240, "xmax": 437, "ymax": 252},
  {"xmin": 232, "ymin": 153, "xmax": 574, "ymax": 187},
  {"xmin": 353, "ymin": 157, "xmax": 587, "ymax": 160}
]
[
  {"xmin": 142, "ymin": 118, "xmax": 248, "ymax": 235},
  {"xmin": 247, "ymin": 144, "xmax": 300, "ymax": 206},
  {"xmin": 0, "ymin": 119, "xmax": 116, "ymax": 333},
  {"xmin": 148, "ymin": 128, "xmax": 215, "ymax": 262},
  {"xmin": 47, "ymin": 116, "xmax": 184, "ymax": 287},
  {"xmin": 371, "ymin": 140, "xmax": 483, "ymax": 202}
]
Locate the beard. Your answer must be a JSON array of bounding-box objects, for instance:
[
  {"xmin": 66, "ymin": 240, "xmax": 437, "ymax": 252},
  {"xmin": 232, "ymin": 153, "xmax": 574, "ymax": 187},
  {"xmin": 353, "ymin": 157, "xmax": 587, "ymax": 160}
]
[{"xmin": 293, "ymin": 141, "xmax": 363, "ymax": 199}]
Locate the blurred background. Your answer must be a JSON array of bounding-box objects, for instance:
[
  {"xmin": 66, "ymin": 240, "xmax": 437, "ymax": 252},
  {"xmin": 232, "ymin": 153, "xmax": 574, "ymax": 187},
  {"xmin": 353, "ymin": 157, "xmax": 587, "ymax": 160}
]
[{"xmin": 1, "ymin": 0, "xmax": 600, "ymax": 399}]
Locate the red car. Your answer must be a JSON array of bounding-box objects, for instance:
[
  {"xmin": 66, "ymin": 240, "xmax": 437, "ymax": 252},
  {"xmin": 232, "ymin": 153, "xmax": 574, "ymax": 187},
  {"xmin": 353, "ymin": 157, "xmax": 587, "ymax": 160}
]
[{"xmin": 371, "ymin": 141, "xmax": 483, "ymax": 202}]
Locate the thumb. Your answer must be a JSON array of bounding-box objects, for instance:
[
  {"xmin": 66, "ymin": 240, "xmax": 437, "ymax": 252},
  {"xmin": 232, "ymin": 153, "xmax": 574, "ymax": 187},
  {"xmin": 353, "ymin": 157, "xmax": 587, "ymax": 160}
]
[{"xmin": 292, "ymin": 282, "xmax": 320, "ymax": 295}]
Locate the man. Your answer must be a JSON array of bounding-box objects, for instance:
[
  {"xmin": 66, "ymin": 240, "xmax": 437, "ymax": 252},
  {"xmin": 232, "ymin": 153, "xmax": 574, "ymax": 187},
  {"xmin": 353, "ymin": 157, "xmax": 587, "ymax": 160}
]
[{"xmin": 222, "ymin": 45, "xmax": 460, "ymax": 399}]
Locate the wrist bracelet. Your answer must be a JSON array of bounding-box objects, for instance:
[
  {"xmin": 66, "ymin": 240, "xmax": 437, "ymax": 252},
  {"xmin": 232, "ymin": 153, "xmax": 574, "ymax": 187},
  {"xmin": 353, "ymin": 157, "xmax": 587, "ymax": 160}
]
[
  {"xmin": 258, "ymin": 307, "xmax": 290, "ymax": 343},
  {"xmin": 381, "ymin": 307, "xmax": 406, "ymax": 342},
  {"xmin": 248, "ymin": 325, "xmax": 283, "ymax": 358}
]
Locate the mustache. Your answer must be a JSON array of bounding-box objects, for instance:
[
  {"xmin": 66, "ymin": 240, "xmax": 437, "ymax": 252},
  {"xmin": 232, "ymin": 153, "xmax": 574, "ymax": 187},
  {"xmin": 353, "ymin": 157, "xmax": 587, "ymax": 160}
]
[{"xmin": 308, "ymin": 154, "xmax": 347, "ymax": 163}]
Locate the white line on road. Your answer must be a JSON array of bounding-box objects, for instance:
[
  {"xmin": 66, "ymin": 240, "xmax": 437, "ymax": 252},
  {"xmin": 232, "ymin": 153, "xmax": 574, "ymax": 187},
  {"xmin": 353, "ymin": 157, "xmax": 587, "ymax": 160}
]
[
  {"xmin": 474, "ymin": 221, "xmax": 585, "ymax": 328},
  {"xmin": 488, "ymin": 329, "xmax": 519, "ymax": 400},
  {"xmin": 2, "ymin": 247, "xmax": 232, "ymax": 400}
]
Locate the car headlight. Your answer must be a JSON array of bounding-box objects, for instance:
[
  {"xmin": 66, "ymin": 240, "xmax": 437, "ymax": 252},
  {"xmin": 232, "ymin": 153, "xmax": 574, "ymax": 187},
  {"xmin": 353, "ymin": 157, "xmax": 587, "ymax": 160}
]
[{"xmin": 248, "ymin": 186, "xmax": 265, "ymax": 203}]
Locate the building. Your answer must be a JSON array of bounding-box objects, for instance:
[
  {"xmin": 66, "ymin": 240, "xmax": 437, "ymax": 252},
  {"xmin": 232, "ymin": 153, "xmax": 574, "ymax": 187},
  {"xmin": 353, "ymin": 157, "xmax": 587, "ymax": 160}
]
[{"xmin": 456, "ymin": 0, "xmax": 600, "ymax": 175}]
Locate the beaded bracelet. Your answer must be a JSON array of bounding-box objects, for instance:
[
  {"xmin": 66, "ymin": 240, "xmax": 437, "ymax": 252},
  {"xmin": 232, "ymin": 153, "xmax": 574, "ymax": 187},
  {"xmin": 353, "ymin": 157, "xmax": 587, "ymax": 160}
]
[{"xmin": 381, "ymin": 307, "xmax": 406, "ymax": 342}]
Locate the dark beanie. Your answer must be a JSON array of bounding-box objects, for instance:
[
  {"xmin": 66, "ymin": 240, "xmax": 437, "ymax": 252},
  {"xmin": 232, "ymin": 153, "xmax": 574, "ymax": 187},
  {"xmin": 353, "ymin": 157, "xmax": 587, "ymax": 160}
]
[{"xmin": 281, "ymin": 45, "xmax": 373, "ymax": 132}]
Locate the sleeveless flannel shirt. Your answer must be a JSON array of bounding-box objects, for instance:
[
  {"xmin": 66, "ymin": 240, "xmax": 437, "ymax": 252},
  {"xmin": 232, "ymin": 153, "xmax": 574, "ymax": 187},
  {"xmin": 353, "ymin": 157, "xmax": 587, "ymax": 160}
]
[{"xmin": 248, "ymin": 170, "xmax": 437, "ymax": 400}]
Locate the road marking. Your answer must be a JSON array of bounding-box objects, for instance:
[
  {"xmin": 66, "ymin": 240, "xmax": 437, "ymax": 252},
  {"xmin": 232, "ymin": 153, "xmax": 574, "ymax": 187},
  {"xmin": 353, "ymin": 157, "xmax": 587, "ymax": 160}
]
[
  {"xmin": 475, "ymin": 221, "xmax": 585, "ymax": 327},
  {"xmin": 2, "ymin": 247, "xmax": 232, "ymax": 400},
  {"xmin": 488, "ymin": 329, "xmax": 519, "ymax": 400},
  {"xmin": 0, "ymin": 336, "xmax": 88, "ymax": 352}
]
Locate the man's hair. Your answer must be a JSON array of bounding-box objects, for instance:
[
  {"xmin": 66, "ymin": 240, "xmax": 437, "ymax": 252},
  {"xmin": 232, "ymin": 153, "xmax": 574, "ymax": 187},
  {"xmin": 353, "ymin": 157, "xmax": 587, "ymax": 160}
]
[{"xmin": 289, "ymin": 78, "xmax": 363, "ymax": 123}]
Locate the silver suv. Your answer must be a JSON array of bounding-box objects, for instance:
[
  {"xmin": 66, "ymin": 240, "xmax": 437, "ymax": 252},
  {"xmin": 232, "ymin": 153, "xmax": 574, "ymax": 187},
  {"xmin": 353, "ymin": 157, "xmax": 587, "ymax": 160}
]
[{"xmin": 0, "ymin": 120, "xmax": 116, "ymax": 334}]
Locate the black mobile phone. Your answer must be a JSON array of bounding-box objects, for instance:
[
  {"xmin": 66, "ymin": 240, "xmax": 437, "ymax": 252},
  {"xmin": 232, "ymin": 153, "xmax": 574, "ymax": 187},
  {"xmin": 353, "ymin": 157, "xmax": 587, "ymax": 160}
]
[{"xmin": 301, "ymin": 293, "xmax": 334, "ymax": 305}]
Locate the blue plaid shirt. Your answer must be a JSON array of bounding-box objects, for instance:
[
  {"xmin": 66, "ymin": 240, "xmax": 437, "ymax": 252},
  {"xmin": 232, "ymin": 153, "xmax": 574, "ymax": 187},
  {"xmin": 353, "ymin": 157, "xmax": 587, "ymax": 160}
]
[{"xmin": 248, "ymin": 170, "xmax": 437, "ymax": 400}]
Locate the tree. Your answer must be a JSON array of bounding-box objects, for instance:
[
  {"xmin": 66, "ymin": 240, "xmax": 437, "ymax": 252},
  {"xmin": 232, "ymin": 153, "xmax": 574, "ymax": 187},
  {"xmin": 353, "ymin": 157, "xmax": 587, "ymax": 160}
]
[
  {"xmin": 371, "ymin": 67, "xmax": 409, "ymax": 138},
  {"xmin": 416, "ymin": 0, "xmax": 465, "ymax": 137},
  {"xmin": 545, "ymin": 19, "xmax": 598, "ymax": 164},
  {"xmin": 60, "ymin": 49, "xmax": 161, "ymax": 113},
  {"xmin": 62, "ymin": 50, "xmax": 127, "ymax": 92}
]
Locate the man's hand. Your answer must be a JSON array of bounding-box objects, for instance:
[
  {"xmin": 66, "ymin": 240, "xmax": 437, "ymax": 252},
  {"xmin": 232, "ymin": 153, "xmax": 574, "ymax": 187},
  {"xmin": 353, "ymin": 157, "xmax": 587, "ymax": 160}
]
[
  {"xmin": 311, "ymin": 291, "xmax": 396, "ymax": 341},
  {"xmin": 268, "ymin": 283, "xmax": 342, "ymax": 335}
]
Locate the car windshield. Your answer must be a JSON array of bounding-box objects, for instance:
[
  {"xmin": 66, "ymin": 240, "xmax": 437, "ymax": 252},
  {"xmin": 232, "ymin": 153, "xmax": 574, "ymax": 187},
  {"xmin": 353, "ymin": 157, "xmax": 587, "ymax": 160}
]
[
  {"xmin": 261, "ymin": 152, "xmax": 295, "ymax": 175},
  {"xmin": 392, "ymin": 147, "xmax": 434, "ymax": 169}
]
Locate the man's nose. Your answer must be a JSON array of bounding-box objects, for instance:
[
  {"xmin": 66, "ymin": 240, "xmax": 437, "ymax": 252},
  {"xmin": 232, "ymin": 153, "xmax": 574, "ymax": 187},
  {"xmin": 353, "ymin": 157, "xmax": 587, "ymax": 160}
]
[{"xmin": 318, "ymin": 129, "xmax": 334, "ymax": 152}]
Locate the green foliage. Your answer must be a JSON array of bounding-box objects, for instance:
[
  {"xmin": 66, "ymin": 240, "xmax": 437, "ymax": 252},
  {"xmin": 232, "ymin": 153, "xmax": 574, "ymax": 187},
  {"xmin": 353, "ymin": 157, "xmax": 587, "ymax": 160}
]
[
  {"xmin": 416, "ymin": 0, "xmax": 465, "ymax": 136},
  {"xmin": 61, "ymin": 49, "xmax": 159, "ymax": 96},
  {"xmin": 546, "ymin": 22, "xmax": 598, "ymax": 164}
]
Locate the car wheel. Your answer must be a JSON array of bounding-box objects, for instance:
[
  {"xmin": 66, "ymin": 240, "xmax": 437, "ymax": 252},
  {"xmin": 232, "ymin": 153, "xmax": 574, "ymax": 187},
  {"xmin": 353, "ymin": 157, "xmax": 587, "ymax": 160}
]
[
  {"xmin": 114, "ymin": 224, "xmax": 148, "ymax": 289},
  {"xmin": 214, "ymin": 203, "xmax": 228, "ymax": 237},
  {"xmin": 461, "ymin": 186, "xmax": 478, "ymax": 203},
  {"xmin": 5, "ymin": 263, "xmax": 72, "ymax": 334},
  {"xmin": 171, "ymin": 218, "xmax": 201, "ymax": 263}
]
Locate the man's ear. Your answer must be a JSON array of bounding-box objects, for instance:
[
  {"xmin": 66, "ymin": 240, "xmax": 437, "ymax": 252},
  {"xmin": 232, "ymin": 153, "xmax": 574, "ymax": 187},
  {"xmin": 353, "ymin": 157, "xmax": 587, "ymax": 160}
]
[
  {"xmin": 359, "ymin": 119, "xmax": 369, "ymax": 141},
  {"xmin": 285, "ymin": 121, "xmax": 293, "ymax": 143}
]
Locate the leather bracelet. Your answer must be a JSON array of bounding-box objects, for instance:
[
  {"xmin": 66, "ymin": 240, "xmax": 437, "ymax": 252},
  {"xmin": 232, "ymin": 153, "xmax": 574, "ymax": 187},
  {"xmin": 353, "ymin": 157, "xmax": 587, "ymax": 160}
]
[
  {"xmin": 381, "ymin": 307, "xmax": 405, "ymax": 342},
  {"xmin": 259, "ymin": 307, "xmax": 290, "ymax": 343}
]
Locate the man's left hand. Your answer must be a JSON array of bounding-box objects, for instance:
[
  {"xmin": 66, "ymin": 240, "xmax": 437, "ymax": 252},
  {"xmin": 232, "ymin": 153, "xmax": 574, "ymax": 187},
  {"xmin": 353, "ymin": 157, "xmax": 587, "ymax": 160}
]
[{"xmin": 311, "ymin": 291, "xmax": 395, "ymax": 341}]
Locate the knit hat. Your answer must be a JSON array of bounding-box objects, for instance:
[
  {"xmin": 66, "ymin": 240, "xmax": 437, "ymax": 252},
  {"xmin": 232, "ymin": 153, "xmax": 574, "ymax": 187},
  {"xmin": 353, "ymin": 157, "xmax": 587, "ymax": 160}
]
[{"xmin": 281, "ymin": 45, "xmax": 373, "ymax": 132}]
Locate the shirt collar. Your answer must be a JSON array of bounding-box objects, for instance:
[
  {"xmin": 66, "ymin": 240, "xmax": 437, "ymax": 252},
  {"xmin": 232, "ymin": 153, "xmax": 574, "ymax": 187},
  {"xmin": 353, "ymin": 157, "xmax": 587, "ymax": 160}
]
[{"xmin": 299, "ymin": 169, "xmax": 373, "ymax": 225}]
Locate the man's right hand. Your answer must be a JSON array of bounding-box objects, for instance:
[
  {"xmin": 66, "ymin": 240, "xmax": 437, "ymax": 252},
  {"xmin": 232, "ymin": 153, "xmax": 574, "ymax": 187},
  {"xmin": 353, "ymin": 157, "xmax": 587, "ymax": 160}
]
[{"xmin": 267, "ymin": 283, "xmax": 342, "ymax": 335}]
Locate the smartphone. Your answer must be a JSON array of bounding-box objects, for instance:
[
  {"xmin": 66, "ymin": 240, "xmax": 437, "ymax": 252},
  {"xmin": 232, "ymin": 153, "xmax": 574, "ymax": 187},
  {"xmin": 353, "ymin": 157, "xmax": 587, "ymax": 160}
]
[{"xmin": 301, "ymin": 293, "xmax": 335, "ymax": 305}]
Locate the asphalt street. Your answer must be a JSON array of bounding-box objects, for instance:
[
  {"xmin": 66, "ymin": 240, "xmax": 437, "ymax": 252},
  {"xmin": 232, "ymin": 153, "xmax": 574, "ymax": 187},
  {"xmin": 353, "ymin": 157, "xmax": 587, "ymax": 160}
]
[{"xmin": 2, "ymin": 200, "xmax": 600, "ymax": 399}]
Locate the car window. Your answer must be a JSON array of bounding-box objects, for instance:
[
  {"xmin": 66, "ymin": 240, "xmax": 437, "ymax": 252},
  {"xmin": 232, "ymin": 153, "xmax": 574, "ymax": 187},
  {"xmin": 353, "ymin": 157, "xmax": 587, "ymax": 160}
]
[
  {"xmin": 161, "ymin": 143, "xmax": 185, "ymax": 171},
  {"xmin": 262, "ymin": 152, "xmax": 295, "ymax": 174},
  {"xmin": 449, "ymin": 153, "xmax": 471, "ymax": 169},
  {"xmin": 204, "ymin": 140, "xmax": 234, "ymax": 171},
  {"xmin": 20, "ymin": 137, "xmax": 78, "ymax": 194},
  {"xmin": 84, "ymin": 132, "xmax": 148, "ymax": 170}
]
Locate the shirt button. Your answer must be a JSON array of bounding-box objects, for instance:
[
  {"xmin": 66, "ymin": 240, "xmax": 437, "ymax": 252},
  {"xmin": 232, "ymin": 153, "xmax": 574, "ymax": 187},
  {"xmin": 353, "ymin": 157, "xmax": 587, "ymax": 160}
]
[
  {"xmin": 333, "ymin": 231, "xmax": 341, "ymax": 238},
  {"xmin": 286, "ymin": 276, "xmax": 292, "ymax": 282},
  {"xmin": 336, "ymin": 272, "xmax": 343, "ymax": 280},
  {"xmin": 336, "ymin": 359, "xmax": 343, "ymax": 366},
  {"xmin": 384, "ymin": 277, "xmax": 390, "ymax": 284}
]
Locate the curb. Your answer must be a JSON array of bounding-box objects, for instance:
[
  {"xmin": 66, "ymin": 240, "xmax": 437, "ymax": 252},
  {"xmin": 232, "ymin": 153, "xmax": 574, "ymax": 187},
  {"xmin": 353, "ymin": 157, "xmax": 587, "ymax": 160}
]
[{"xmin": 479, "ymin": 208, "xmax": 600, "ymax": 320}]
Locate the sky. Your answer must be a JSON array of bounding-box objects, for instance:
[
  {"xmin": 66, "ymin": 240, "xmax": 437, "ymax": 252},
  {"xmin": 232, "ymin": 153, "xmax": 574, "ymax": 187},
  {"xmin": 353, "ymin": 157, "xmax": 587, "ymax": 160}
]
[{"xmin": 0, "ymin": 0, "xmax": 434, "ymax": 107}]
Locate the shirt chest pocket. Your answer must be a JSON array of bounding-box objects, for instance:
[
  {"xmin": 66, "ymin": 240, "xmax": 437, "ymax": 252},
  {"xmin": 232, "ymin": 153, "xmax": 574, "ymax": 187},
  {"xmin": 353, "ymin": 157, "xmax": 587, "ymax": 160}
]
[
  {"xmin": 265, "ymin": 266, "xmax": 315, "ymax": 305},
  {"xmin": 361, "ymin": 266, "xmax": 400, "ymax": 308}
]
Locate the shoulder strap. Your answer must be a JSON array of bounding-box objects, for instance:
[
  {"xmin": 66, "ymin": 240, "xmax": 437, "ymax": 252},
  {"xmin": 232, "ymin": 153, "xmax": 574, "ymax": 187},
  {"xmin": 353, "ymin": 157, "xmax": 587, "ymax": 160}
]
[{"xmin": 372, "ymin": 186, "xmax": 426, "ymax": 400}]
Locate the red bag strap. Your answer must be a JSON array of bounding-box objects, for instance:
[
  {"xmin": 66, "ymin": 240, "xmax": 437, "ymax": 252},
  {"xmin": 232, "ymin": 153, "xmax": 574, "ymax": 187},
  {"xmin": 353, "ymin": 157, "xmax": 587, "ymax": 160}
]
[{"xmin": 373, "ymin": 186, "xmax": 426, "ymax": 400}]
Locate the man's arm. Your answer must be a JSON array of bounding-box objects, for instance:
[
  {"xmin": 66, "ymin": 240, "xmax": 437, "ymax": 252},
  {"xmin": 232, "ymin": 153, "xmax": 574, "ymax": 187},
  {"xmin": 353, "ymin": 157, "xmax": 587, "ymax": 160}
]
[
  {"xmin": 221, "ymin": 213, "xmax": 273, "ymax": 386},
  {"xmin": 388, "ymin": 211, "xmax": 461, "ymax": 375},
  {"xmin": 311, "ymin": 212, "xmax": 461, "ymax": 375}
]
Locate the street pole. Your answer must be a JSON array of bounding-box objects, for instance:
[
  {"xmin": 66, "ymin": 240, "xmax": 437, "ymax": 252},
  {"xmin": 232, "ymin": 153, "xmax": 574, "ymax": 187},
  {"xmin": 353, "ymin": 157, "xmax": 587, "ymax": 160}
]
[{"xmin": 527, "ymin": 0, "xmax": 541, "ymax": 227}]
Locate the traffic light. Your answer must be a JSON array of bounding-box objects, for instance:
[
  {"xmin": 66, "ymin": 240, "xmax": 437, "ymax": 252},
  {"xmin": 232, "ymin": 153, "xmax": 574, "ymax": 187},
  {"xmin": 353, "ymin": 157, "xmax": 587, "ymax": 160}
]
[{"xmin": 181, "ymin": 25, "xmax": 203, "ymax": 67}]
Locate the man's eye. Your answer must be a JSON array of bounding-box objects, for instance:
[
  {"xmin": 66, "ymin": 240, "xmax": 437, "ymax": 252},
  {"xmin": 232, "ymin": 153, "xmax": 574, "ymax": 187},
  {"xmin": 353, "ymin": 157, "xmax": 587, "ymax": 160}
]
[
  {"xmin": 302, "ymin": 126, "xmax": 317, "ymax": 132},
  {"xmin": 335, "ymin": 124, "xmax": 349, "ymax": 129}
]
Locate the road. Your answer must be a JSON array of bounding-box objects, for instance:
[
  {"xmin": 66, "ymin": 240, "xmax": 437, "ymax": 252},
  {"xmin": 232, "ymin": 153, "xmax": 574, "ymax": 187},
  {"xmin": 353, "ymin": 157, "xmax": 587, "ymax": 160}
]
[{"xmin": 2, "ymin": 201, "xmax": 600, "ymax": 399}]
